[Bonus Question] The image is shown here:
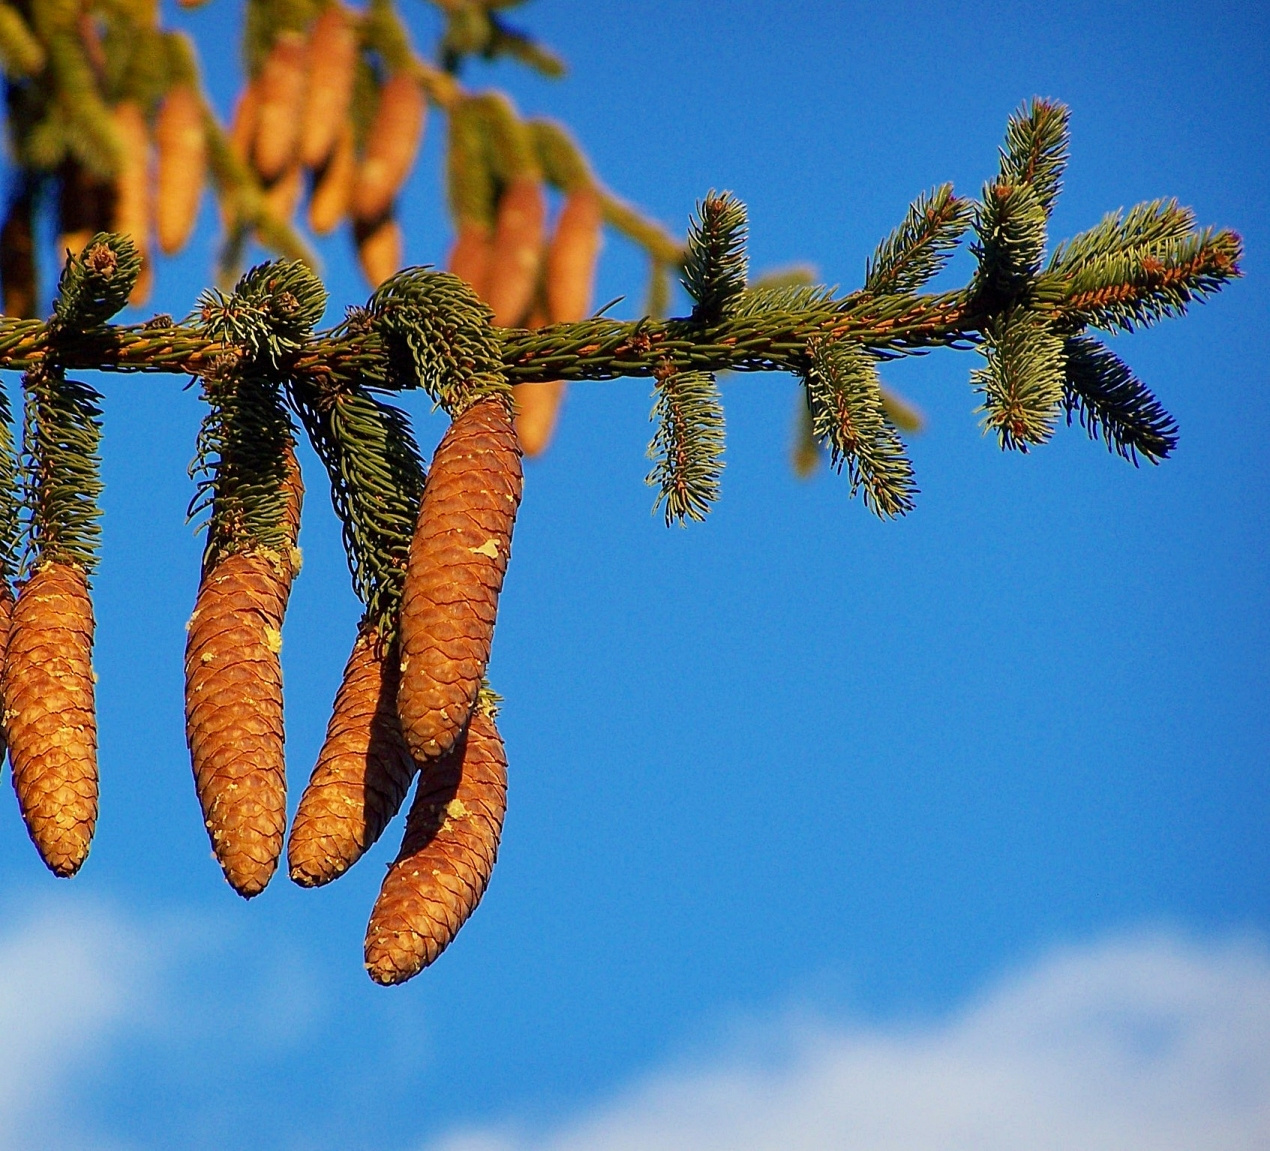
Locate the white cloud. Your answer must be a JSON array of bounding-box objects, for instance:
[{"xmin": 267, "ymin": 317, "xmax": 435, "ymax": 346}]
[
  {"xmin": 428, "ymin": 932, "xmax": 1270, "ymax": 1151},
  {"xmin": 0, "ymin": 899, "xmax": 155, "ymax": 1151}
]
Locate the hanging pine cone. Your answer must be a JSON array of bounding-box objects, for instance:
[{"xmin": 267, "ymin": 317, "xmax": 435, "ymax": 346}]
[
  {"xmin": 397, "ymin": 397, "xmax": 522, "ymax": 761},
  {"xmin": 513, "ymin": 187, "xmax": 603, "ymax": 456},
  {"xmin": 298, "ymin": 4, "xmax": 357, "ymax": 170},
  {"xmin": 308, "ymin": 122, "xmax": 355, "ymax": 236},
  {"xmin": 447, "ymin": 218, "xmax": 492, "ymax": 298},
  {"xmin": 288, "ymin": 626, "xmax": 418, "ymax": 887},
  {"xmin": 0, "ymin": 188, "xmax": 36, "ymax": 318},
  {"xmin": 364, "ymin": 704, "xmax": 508, "ymax": 985},
  {"xmin": 3, "ymin": 564, "xmax": 98, "ymax": 878},
  {"xmin": 112, "ymin": 101, "xmax": 152, "ymax": 305},
  {"xmin": 355, "ymin": 213, "xmax": 403, "ymax": 288},
  {"xmin": 352, "ymin": 73, "xmax": 427, "ymax": 225},
  {"xmin": 252, "ymin": 31, "xmax": 308, "ymax": 182},
  {"xmin": 185, "ymin": 454, "xmax": 303, "ymax": 898},
  {"xmin": 485, "ymin": 176, "xmax": 546, "ymax": 327},
  {"xmin": 155, "ymin": 84, "xmax": 207, "ymax": 255}
]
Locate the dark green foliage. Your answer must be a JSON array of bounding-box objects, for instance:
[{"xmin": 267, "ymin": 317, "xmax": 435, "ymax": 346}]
[
  {"xmin": 646, "ymin": 370, "xmax": 725, "ymax": 526},
  {"xmin": 197, "ymin": 260, "xmax": 328, "ymax": 369},
  {"xmin": 190, "ymin": 260, "xmax": 326, "ymax": 566},
  {"xmin": 970, "ymin": 100, "xmax": 1070, "ymax": 303},
  {"xmin": 998, "ymin": 99, "xmax": 1069, "ymax": 218},
  {"xmin": 369, "ymin": 267, "xmax": 508, "ymax": 411},
  {"xmin": 292, "ymin": 383, "xmax": 426, "ymax": 634},
  {"xmin": 683, "ymin": 192, "xmax": 748, "ymax": 323},
  {"xmin": 0, "ymin": 383, "xmax": 20, "ymax": 580},
  {"xmin": 19, "ymin": 367, "xmax": 103, "ymax": 574},
  {"xmin": 804, "ymin": 338, "xmax": 916, "ymax": 517},
  {"xmin": 866, "ymin": 184, "xmax": 973, "ymax": 295},
  {"xmin": 973, "ymin": 308, "xmax": 1066, "ymax": 451},
  {"xmin": 190, "ymin": 373, "xmax": 297, "ymax": 568},
  {"xmin": 52, "ymin": 233, "xmax": 141, "ymax": 331},
  {"xmin": 973, "ymin": 181, "xmax": 1048, "ymax": 300},
  {"xmin": 1062, "ymin": 335, "xmax": 1177, "ymax": 464}
]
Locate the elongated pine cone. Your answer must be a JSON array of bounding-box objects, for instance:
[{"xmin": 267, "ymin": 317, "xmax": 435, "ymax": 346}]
[
  {"xmin": 288, "ymin": 628, "xmax": 418, "ymax": 887},
  {"xmin": 185, "ymin": 548, "xmax": 296, "ymax": 896},
  {"xmin": 485, "ymin": 176, "xmax": 546, "ymax": 326},
  {"xmin": 3, "ymin": 564, "xmax": 97, "ymax": 877},
  {"xmin": 398, "ymin": 398, "xmax": 522, "ymax": 761},
  {"xmin": 364, "ymin": 706, "xmax": 508, "ymax": 985},
  {"xmin": 155, "ymin": 84, "xmax": 207, "ymax": 255}
]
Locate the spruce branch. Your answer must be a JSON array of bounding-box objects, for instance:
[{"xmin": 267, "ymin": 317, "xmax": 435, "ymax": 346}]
[
  {"xmin": 804, "ymin": 337, "xmax": 916, "ymax": 517},
  {"xmin": 1062, "ymin": 335, "xmax": 1177, "ymax": 464},
  {"xmin": 973, "ymin": 180, "xmax": 1048, "ymax": 301},
  {"xmin": 646, "ymin": 367, "xmax": 725, "ymax": 526},
  {"xmin": 0, "ymin": 383, "xmax": 20, "ymax": 581},
  {"xmin": 1051, "ymin": 224, "xmax": 1241, "ymax": 333},
  {"xmin": 52, "ymin": 233, "xmax": 141, "ymax": 331},
  {"xmin": 866, "ymin": 184, "xmax": 973, "ymax": 296},
  {"xmin": 19, "ymin": 366, "xmax": 104, "ymax": 575},
  {"xmin": 973, "ymin": 307, "xmax": 1066, "ymax": 451},
  {"xmin": 998, "ymin": 98, "xmax": 1069, "ymax": 218},
  {"xmin": 189, "ymin": 371, "xmax": 298, "ymax": 569},
  {"xmin": 290, "ymin": 379, "xmax": 426, "ymax": 635},
  {"xmin": 683, "ymin": 192, "xmax": 748, "ymax": 324},
  {"xmin": 369, "ymin": 266, "xmax": 509, "ymax": 412}
]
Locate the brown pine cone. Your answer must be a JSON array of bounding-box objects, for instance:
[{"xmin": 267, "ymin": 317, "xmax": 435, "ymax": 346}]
[
  {"xmin": 263, "ymin": 163, "xmax": 303, "ymax": 225},
  {"xmin": 355, "ymin": 213, "xmax": 403, "ymax": 288},
  {"xmin": 512, "ymin": 190, "xmax": 602, "ymax": 457},
  {"xmin": 364, "ymin": 705, "xmax": 507, "ymax": 985},
  {"xmin": 253, "ymin": 31, "xmax": 308, "ymax": 182},
  {"xmin": 352, "ymin": 73, "xmax": 427, "ymax": 225},
  {"xmin": 1, "ymin": 190, "xmax": 37, "ymax": 318},
  {"xmin": 288, "ymin": 627, "xmax": 418, "ymax": 887},
  {"xmin": 3, "ymin": 564, "xmax": 98, "ymax": 877},
  {"xmin": 447, "ymin": 219, "xmax": 492, "ymax": 298},
  {"xmin": 155, "ymin": 84, "xmax": 207, "ymax": 255},
  {"xmin": 398, "ymin": 398, "xmax": 522, "ymax": 761},
  {"xmin": 546, "ymin": 187, "xmax": 603, "ymax": 323},
  {"xmin": 229, "ymin": 82, "xmax": 258, "ymax": 162},
  {"xmin": 485, "ymin": 176, "xmax": 546, "ymax": 327},
  {"xmin": 185, "ymin": 549, "xmax": 294, "ymax": 897},
  {"xmin": 112, "ymin": 100, "xmax": 152, "ymax": 305},
  {"xmin": 298, "ymin": 4, "xmax": 357, "ymax": 170},
  {"xmin": 308, "ymin": 122, "xmax": 355, "ymax": 236},
  {"xmin": 185, "ymin": 456, "xmax": 302, "ymax": 898}
]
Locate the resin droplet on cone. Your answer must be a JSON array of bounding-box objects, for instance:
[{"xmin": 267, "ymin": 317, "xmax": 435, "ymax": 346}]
[
  {"xmin": 397, "ymin": 398, "xmax": 522, "ymax": 762},
  {"xmin": 364, "ymin": 706, "xmax": 507, "ymax": 985}
]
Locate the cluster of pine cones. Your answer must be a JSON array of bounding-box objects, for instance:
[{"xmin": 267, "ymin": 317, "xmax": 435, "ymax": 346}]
[
  {"xmin": 187, "ymin": 392, "xmax": 523, "ymax": 985},
  {"xmin": 1, "ymin": 385, "xmax": 526, "ymax": 986}
]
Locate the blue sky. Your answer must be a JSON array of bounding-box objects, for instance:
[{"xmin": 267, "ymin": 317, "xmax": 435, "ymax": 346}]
[{"xmin": 0, "ymin": 1, "xmax": 1266, "ymax": 1147}]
